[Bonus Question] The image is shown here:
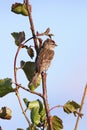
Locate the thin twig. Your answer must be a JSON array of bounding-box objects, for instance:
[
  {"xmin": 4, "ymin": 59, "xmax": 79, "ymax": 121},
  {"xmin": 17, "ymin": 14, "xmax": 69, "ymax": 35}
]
[
  {"xmin": 13, "ymin": 82, "xmax": 43, "ymax": 98},
  {"xmin": 49, "ymin": 105, "xmax": 63, "ymax": 112},
  {"xmin": 14, "ymin": 44, "xmax": 31, "ymax": 127},
  {"xmin": 74, "ymin": 84, "xmax": 87, "ymax": 130},
  {"xmin": 42, "ymin": 72, "xmax": 53, "ymax": 130}
]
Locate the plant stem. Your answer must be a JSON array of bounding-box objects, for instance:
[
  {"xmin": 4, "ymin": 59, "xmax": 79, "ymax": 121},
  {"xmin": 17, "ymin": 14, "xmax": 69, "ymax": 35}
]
[
  {"xmin": 14, "ymin": 82, "xmax": 43, "ymax": 98},
  {"xmin": 14, "ymin": 44, "xmax": 31, "ymax": 127},
  {"xmin": 42, "ymin": 73, "xmax": 53, "ymax": 130},
  {"xmin": 25, "ymin": 0, "xmax": 38, "ymax": 52},
  {"xmin": 49, "ymin": 105, "xmax": 63, "ymax": 112},
  {"xmin": 74, "ymin": 84, "xmax": 87, "ymax": 130}
]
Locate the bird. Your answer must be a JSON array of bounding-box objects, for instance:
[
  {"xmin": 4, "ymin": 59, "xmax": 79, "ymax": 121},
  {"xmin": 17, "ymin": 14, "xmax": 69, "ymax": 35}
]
[{"xmin": 29, "ymin": 38, "xmax": 57, "ymax": 87}]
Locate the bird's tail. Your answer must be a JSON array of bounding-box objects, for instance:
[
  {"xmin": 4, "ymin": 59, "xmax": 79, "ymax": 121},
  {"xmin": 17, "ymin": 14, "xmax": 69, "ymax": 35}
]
[{"xmin": 29, "ymin": 72, "xmax": 41, "ymax": 90}]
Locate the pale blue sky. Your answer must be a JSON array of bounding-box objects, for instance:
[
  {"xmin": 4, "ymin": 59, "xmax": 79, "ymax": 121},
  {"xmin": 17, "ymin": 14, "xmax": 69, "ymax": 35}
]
[{"xmin": 0, "ymin": 0, "xmax": 87, "ymax": 130}]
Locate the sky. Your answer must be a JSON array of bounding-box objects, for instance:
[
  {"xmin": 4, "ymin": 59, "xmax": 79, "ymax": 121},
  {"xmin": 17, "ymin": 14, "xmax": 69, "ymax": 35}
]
[{"xmin": 0, "ymin": 0, "xmax": 87, "ymax": 130}]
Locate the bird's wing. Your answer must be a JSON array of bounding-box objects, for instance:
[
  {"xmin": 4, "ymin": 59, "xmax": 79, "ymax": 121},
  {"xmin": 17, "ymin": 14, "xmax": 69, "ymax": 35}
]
[{"xmin": 36, "ymin": 48, "xmax": 54, "ymax": 73}]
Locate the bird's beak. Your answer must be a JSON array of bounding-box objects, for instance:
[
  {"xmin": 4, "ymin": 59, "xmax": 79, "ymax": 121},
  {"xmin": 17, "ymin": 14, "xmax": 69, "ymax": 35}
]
[{"xmin": 55, "ymin": 43, "xmax": 58, "ymax": 46}]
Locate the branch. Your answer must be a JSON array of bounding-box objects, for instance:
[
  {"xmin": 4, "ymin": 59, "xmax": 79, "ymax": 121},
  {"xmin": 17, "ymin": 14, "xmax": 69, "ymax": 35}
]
[
  {"xmin": 74, "ymin": 84, "xmax": 87, "ymax": 130},
  {"xmin": 13, "ymin": 82, "xmax": 43, "ymax": 98},
  {"xmin": 49, "ymin": 105, "xmax": 63, "ymax": 112},
  {"xmin": 42, "ymin": 72, "xmax": 53, "ymax": 130},
  {"xmin": 25, "ymin": 0, "xmax": 38, "ymax": 52},
  {"xmin": 14, "ymin": 44, "xmax": 31, "ymax": 127}
]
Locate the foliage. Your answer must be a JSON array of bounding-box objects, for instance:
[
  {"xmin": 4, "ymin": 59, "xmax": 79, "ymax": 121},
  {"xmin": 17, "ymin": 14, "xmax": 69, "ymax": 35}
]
[
  {"xmin": 0, "ymin": 0, "xmax": 85, "ymax": 130},
  {"xmin": 0, "ymin": 78, "xmax": 14, "ymax": 97}
]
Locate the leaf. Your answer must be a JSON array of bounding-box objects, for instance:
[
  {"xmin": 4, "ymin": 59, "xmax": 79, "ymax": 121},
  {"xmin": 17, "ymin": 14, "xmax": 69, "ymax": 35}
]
[
  {"xmin": 11, "ymin": 31, "xmax": 25, "ymax": 46},
  {"xmin": 24, "ymin": 99, "xmax": 45, "ymax": 127},
  {"xmin": 39, "ymin": 106, "xmax": 46, "ymax": 122},
  {"xmin": 21, "ymin": 4, "xmax": 28, "ymax": 16},
  {"xmin": 44, "ymin": 28, "xmax": 50, "ymax": 35},
  {"xmin": 28, "ymin": 99, "xmax": 40, "ymax": 110},
  {"xmin": 52, "ymin": 116, "xmax": 63, "ymax": 130},
  {"xmin": 31, "ymin": 107, "xmax": 40, "ymax": 125},
  {"xmin": 11, "ymin": 3, "xmax": 22, "ymax": 14},
  {"xmin": 11, "ymin": 3, "xmax": 28, "ymax": 16},
  {"xmin": 27, "ymin": 47, "xmax": 34, "ymax": 59},
  {"xmin": 23, "ymin": 99, "xmax": 43, "ymax": 111},
  {"xmin": 0, "ymin": 78, "xmax": 14, "ymax": 97},
  {"xmin": 29, "ymin": 73, "xmax": 41, "ymax": 91},
  {"xmin": 0, "ymin": 107, "xmax": 12, "ymax": 120},
  {"xmin": 44, "ymin": 28, "xmax": 54, "ymax": 38},
  {"xmin": 63, "ymin": 100, "xmax": 81, "ymax": 114},
  {"xmin": 20, "ymin": 61, "xmax": 35, "ymax": 81}
]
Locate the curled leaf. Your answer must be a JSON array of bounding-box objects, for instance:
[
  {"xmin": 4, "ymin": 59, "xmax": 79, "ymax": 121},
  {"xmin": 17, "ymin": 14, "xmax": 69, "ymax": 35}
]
[
  {"xmin": 27, "ymin": 46, "xmax": 34, "ymax": 59},
  {"xmin": 52, "ymin": 116, "xmax": 63, "ymax": 130},
  {"xmin": 23, "ymin": 99, "xmax": 43, "ymax": 111},
  {"xmin": 0, "ymin": 107, "xmax": 12, "ymax": 120},
  {"xmin": 11, "ymin": 3, "xmax": 28, "ymax": 16},
  {"xmin": 63, "ymin": 100, "xmax": 81, "ymax": 114},
  {"xmin": 21, "ymin": 4, "xmax": 28, "ymax": 16},
  {"xmin": 11, "ymin": 31, "xmax": 25, "ymax": 46},
  {"xmin": 44, "ymin": 28, "xmax": 50, "ymax": 35},
  {"xmin": 11, "ymin": 3, "xmax": 22, "ymax": 14}
]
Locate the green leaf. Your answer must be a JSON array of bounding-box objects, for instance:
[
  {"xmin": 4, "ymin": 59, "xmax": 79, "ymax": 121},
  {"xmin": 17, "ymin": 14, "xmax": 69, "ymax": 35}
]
[
  {"xmin": 21, "ymin": 4, "xmax": 28, "ymax": 16},
  {"xmin": 23, "ymin": 98, "xmax": 30, "ymax": 108},
  {"xmin": 11, "ymin": 31, "xmax": 25, "ymax": 46},
  {"xmin": 11, "ymin": 3, "xmax": 22, "ymax": 14},
  {"xmin": 27, "ymin": 99, "xmax": 40, "ymax": 110},
  {"xmin": 31, "ymin": 107, "xmax": 40, "ymax": 126},
  {"xmin": 29, "ymin": 73, "xmax": 41, "ymax": 91},
  {"xmin": 63, "ymin": 100, "xmax": 81, "ymax": 114},
  {"xmin": 27, "ymin": 47, "xmax": 34, "ymax": 59},
  {"xmin": 11, "ymin": 3, "xmax": 28, "ymax": 16},
  {"xmin": 0, "ymin": 78, "xmax": 14, "ymax": 97},
  {"xmin": 39, "ymin": 106, "xmax": 46, "ymax": 122},
  {"xmin": 21, "ymin": 61, "xmax": 41, "ymax": 90},
  {"xmin": 23, "ymin": 99, "xmax": 46, "ymax": 127},
  {"xmin": 52, "ymin": 116, "xmax": 63, "ymax": 130},
  {"xmin": 20, "ymin": 60, "xmax": 35, "ymax": 81},
  {"xmin": 23, "ymin": 99, "xmax": 43, "ymax": 111}
]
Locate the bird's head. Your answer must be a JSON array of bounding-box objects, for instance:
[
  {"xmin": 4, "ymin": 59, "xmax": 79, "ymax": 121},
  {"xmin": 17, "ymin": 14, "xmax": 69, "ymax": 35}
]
[{"xmin": 43, "ymin": 38, "xmax": 57, "ymax": 50}]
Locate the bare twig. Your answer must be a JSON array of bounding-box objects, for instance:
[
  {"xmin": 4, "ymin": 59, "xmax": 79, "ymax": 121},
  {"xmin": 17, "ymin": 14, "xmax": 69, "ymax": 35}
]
[
  {"xmin": 13, "ymin": 82, "xmax": 43, "ymax": 98},
  {"xmin": 74, "ymin": 84, "xmax": 87, "ymax": 130},
  {"xmin": 49, "ymin": 105, "xmax": 63, "ymax": 112},
  {"xmin": 25, "ymin": 0, "xmax": 38, "ymax": 52},
  {"xmin": 42, "ymin": 72, "xmax": 53, "ymax": 130},
  {"xmin": 14, "ymin": 44, "xmax": 31, "ymax": 127}
]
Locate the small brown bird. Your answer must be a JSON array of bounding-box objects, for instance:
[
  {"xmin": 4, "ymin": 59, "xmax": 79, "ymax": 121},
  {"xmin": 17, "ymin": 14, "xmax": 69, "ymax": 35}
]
[{"xmin": 30, "ymin": 38, "xmax": 57, "ymax": 87}]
